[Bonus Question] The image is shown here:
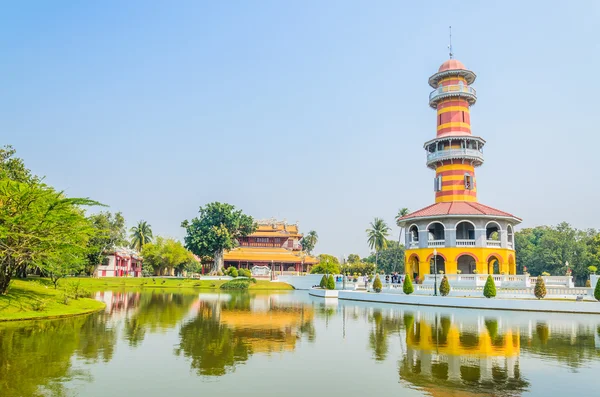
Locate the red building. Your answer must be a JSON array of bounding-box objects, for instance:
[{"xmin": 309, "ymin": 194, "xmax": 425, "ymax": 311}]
[{"xmin": 94, "ymin": 247, "xmax": 143, "ymax": 277}]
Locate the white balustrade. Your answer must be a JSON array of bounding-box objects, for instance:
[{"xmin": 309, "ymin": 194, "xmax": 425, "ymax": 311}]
[
  {"xmin": 486, "ymin": 240, "xmax": 502, "ymax": 247},
  {"xmin": 456, "ymin": 239, "xmax": 476, "ymax": 247},
  {"xmin": 428, "ymin": 239, "xmax": 445, "ymax": 247}
]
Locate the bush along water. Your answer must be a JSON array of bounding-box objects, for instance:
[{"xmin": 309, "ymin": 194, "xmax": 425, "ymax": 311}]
[
  {"xmin": 483, "ymin": 275, "xmax": 496, "ymax": 298},
  {"xmin": 534, "ymin": 276, "xmax": 547, "ymax": 299},
  {"xmin": 372, "ymin": 274, "xmax": 382, "ymax": 293},
  {"xmin": 320, "ymin": 275, "xmax": 327, "ymax": 288},
  {"xmin": 326, "ymin": 274, "xmax": 336, "ymax": 290},
  {"xmin": 225, "ymin": 267, "xmax": 238, "ymax": 278},
  {"xmin": 439, "ymin": 275, "xmax": 450, "ymax": 296},
  {"xmin": 238, "ymin": 268, "xmax": 252, "ymax": 278},
  {"xmin": 595, "ymin": 278, "xmax": 600, "ymax": 302},
  {"xmin": 403, "ymin": 274, "xmax": 414, "ymax": 295}
]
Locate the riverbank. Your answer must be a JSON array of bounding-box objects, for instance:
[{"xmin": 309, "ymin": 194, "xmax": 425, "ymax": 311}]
[
  {"xmin": 71, "ymin": 277, "xmax": 294, "ymax": 291},
  {"xmin": 0, "ymin": 279, "xmax": 106, "ymax": 322}
]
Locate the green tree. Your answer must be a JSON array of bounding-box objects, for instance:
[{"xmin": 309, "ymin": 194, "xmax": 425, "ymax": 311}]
[
  {"xmin": 439, "ymin": 275, "xmax": 450, "ymax": 296},
  {"xmin": 42, "ymin": 249, "xmax": 87, "ymax": 289},
  {"xmin": 0, "ymin": 180, "xmax": 100, "ymax": 294},
  {"xmin": 363, "ymin": 240, "xmax": 405, "ymax": 274},
  {"xmin": 300, "ymin": 230, "xmax": 318, "ymax": 255},
  {"xmin": 319, "ymin": 274, "xmax": 327, "ymax": 288},
  {"xmin": 141, "ymin": 237, "xmax": 197, "ymax": 276},
  {"xmin": 85, "ymin": 211, "xmax": 127, "ymax": 274},
  {"xmin": 0, "ymin": 145, "xmax": 38, "ymax": 183},
  {"xmin": 534, "ymin": 276, "xmax": 547, "ymax": 299},
  {"xmin": 347, "ymin": 254, "xmax": 361, "ymax": 263},
  {"xmin": 372, "ymin": 274, "xmax": 382, "ymax": 292},
  {"xmin": 483, "ymin": 275, "xmax": 496, "ymax": 298},
  {"xmin": 403, "ymin": 274, "xmax": 414, "ymax": 295},
  {"xmin": 310, "ymin": 254, "xmax": 340, "ymax": 274},
  {"xmin": 595, "ymin": 279, "xmax": 600, "ymax": 301},
  {"xmin": 130, "ymin": 220, "xmax": 153, "ymax": 251},
  {"xmin": 366, "ymin": 217, "xmax": 391, "ymax": 272},
  {"xmin": 181, "ymin": 202, "xmax": 256, "ymax": 273},
  {"xmin": 326, "ymin": 274, "xmax": 336, "ymax": 290},
  {"xmin": 395, "ymin": 207, "xmax": 409, "ymax": 245}
]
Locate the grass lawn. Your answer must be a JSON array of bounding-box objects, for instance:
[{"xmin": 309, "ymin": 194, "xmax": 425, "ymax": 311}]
[
  {"xmin": 56, "ymin": 276, "xmax": 294, "ymax": 291},
  {"xmin": 0, "ymin": 279, "xmax": 106, "ymax": 322}
]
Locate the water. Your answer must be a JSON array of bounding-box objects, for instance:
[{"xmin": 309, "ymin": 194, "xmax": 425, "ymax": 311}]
[{"xmin": 1, "ymin": 290, "xmax": 600, "ymax": 396}]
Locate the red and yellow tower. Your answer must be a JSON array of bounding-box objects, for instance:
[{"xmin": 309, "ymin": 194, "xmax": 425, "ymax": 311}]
[{"xmin": 398, "ymin": 56, "xmax": 521, "ymax": 279}]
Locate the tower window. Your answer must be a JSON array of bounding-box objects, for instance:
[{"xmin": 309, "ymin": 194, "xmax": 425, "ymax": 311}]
[
  {"xmin": 462, "ymin": 111, "xmax": 465, "ymax": 122},
  {"xmin": 439, "ymin": 114, "xmax": 442, "ymax": 125},
  {"xmin": 434, "ymin": 176, "xmax": 443, "ymax": 192},
  {"xmin": 464, "ymin": 174, "xmax": 473, "ymax": 190}
]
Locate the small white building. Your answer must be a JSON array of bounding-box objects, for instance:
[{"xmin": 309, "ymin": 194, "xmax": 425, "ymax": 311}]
[{"xmin": 94, "ymin": 247, "xmax": 143, "ymax": 278}]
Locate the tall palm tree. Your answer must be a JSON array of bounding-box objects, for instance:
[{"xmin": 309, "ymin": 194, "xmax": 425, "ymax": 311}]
[
  {"xmin": 395, "ymin": 208, "xmax": 410, "ymax": 246},
  {"xmin": 130, "ymin": 220, "xmax": 153, "ymax": 252},
  {"xmin": 366, "ymin": 218, "xmax": 391, "ymax": 272},
  {"xmin": 301, "ymin": 230, "xmax": 318, "ymax": 255}
]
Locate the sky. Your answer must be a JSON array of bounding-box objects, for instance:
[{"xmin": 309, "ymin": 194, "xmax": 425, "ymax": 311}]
[{"xmin": 2, "ymin": 1, "xmax": 599, "ymax": 258}]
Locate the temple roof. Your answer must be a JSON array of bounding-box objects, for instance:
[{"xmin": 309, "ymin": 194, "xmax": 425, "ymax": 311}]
[
  {"xmin": 250, "ymin": 222, "xmax": 302, "ymax": 238},
  {"xmin": 224, "ymin": 247, "xmax": 318, "ymax": 264},
  {"xmin": 398, "ymin": 202, "xmax": 521, "ymax": 223}
]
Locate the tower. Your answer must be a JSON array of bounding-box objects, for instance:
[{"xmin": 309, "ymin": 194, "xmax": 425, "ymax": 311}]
[{"xmin": 397, "ymin": 56, "xmax": 521, "ymax": 280}]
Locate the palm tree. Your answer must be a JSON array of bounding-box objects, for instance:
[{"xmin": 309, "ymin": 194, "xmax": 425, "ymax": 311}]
[
  {"xmin": 130, "ymin": 220, "xmax": 153, "ymax": 251},
  {"xmin": 395, "ymin": 208, "xmax": 410, "ymax": 246},
  {"xmin": 301, "ymin": 230, "xmax": 318, "ymax": 255},
  {"xmin": 366, "ymin": 218, "xmax": 391, "ymax": 272}
]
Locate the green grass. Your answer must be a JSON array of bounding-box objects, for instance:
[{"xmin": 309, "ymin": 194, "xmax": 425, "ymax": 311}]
[
  {"xmin": 47, "ymin": 276, "xmax": 294, "ymax": 291},
  {"xmin": 0, "ymin": 279, "xmax": 106, "ymax": 322}
]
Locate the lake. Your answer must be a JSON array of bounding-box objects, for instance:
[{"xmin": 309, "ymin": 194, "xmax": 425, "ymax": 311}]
[{"xmin": 1, "ymin": 290, "xmax": 599, "ymax": 396}]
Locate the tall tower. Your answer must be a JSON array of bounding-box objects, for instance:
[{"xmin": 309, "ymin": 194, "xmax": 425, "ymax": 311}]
[{"xmin": 397, "ymin": 56, "xmax": 521, "ymax": 280}]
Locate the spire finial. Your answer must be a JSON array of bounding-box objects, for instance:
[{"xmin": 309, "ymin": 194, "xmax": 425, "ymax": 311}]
[{"xmin": 448, "ymin": 26, "xmax": 453, "ymax": 59}]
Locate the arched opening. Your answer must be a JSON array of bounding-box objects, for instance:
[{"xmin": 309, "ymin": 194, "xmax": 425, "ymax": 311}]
[
  {"xmin": 507, "ymin": 225, "xmax": 515, "ymax": 249},
  {"xmin": 487, "ymin": 255, "xmax": 501, "ymax": 274},
  {"xmin": 485, "ymin": 221, "xmax": 501, "ymax": 241},
  {"xmin": 427, "ymin": 222, "xmax": 445, "ymax": 246},
  {"xmin": 407, "ymin": 255, "xmax": 420, "ymax": 281},
  {"xmin": 430, "ymin": 254, "xmax": 446, "ymax": 275},
  {"xmin": 457, "ymin": 254, "xmax": 477, "ymax": 274},
  {"xmin": 456, "ymin": 221, "xmax": 475, "ymax": 245},
  {"xmin": 408, "ymin": 225, "xmax": 419, "ymax": 247}
]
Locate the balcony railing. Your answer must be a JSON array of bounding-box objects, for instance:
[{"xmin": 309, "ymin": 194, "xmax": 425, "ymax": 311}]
[
  {"xmin": 429, "ymin": 84, "xmax": 477, "ymax": 106},
  {"xmin": 428, "ymin": 239, "xmax": 445, "ymax": 247},
  {"xmin": 486, "ymin": 240, "xmax": 502, "ymax": 248},
  {"xmin": 427, "ymin": 148, "xmax": 484, "ymax": 165},
  {"xmin": 456, "ymin": 239, "xmax": 476, "ymax": 247}
]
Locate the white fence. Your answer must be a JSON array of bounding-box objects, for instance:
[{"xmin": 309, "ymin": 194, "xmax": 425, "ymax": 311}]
[{"xmin": 422, "ymin": 274, "xmax": 574, "ymax": 288}]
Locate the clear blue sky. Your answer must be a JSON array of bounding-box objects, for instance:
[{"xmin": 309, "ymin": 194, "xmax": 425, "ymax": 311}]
[{"xmin": 2, "ymin": 1, "xmax": 599, "ymax": 257}]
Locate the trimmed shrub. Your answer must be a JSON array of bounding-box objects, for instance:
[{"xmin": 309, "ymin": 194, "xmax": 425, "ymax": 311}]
[
  {"xmin": 483, "ymin": 275, "xmax": 496, "ymax": 298},
  {"xmin": 595, "ymin": 278, "xmax": 600, "ymax": 301},
  {"xmin": 238, "ymin": 268, "xmax": 252, "ymax": 278},
  {"xmin": 225, "ymin": 267, "xmax": 238, "ymax": 278},
  {"xmin": 326, "ymin": 274, "xmax": 336, "ymax": 290},
  {"xmin": 439, "ymin": 275, "xmax": 450, "ymax": 296},
  {"xmin": 534, "ymin": 276, "xmax": 547, "ymax": 299},
  {"xmin": 403, "ymin": 274, "xmax": 414, "ymax": 295},
  {"xmin": 319, "ymin": 275, "xmax": 327, "ymax": 288},
  {"xmin": 372, "ymin": 274, "xmax": 382, "ymax": 293},
  {"xmin": 221, "ymin": 279, "xmax": 251, "ymax": 290}
]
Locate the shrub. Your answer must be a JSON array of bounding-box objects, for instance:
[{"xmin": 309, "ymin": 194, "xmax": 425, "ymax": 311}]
[
  {"xmin": 403, "ymin": 274, "xmax": 414, "ymax": 295},
  {"xmin": 483, "ymin": 275, "xmax": 496, "ymax": 298},
  {"xmin": 595, "ymin": 278, "xmax": 600, "ymax": 302},
  {"xmin": 586, "ymin": 279, "xmax": 591, "ymax": 288},
  {"xmin": 319, "ymin": 275, "xmax": 327, "ymax": 288},
  {"xmin": 439, "ymin": 276, "xmax": 450, "ymax": 296},
  {"xmin": 31, "ymin": 300, "xmax": 47, "ymax": 312},
  {"xmin": 326, "ymin": 274, "xmax": 336, "ymax": 290},
  {"xmin": 541, "ymin": 271, "xmax": 550, "ymax": 276},
  {"xmin": 239, "ymin": 268, "xmax": 252, "ymax": 278},
  {"xmin": 225, "ymin": 267, "xmax": 238, "ymax": 278},
  {"xmin": 588, "ymin": 266, "xmax": 598, "ymax": 275},
  {"xmin": 534, "ymin": 276, "xmax": 546, "ymax": 299},
  {"xmin": 220, "ymin": 279, "xmax": 251, "ymax": 290},
  {"xmin": 372, "ymin": 274, "xmax": 382, "ymax": 293}
]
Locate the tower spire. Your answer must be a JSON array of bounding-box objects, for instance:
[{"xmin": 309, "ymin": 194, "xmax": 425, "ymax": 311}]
[{"xmin": 448, "ymin": 26, "xmax": 453, "ymax": 59}]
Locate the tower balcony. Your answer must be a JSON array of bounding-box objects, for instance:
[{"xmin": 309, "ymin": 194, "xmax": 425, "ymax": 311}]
[
  {"xmin": 426, "ymin": 148, "xmax": 484, "ymax": 168},
  {"xmin": 429, "ymin": 85, "xmax": 477, "ymax": 108}
]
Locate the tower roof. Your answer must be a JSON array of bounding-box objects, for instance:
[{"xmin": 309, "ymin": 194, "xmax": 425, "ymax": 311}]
[
  {"xmin": 438, "ymin": 59, "xmax": 466, "ymax": 72},
  {"xmin": 397, "ymin": 202, "xmax": 522, "ymax": 223}
]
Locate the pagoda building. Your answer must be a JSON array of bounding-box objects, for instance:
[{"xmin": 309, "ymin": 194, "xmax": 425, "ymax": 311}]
[
  {"xmin": 224, "ymin": 219, "xmax": 318, "ymax": 274},
  {"xmin": 397, "ymin": 57, "xmax": 521, "ymax": 280}
]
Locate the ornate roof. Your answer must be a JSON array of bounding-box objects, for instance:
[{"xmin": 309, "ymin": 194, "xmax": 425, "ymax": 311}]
[
  {"xmin": 438, "ymin": 59, "xmax": 466, "ymax": 72},
  {"xmin": 224, "ymin": 247, "xmax": 318, "ymax": 264},
  {"xmin": 398, "ymin": 202, "xmax": 521, "ymax": 223}
]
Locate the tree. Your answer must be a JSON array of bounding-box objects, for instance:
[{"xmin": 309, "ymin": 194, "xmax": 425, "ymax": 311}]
[
  {"xmin": 362, "ymin": 240, "xmax": 405, "ymax": 274},
  {"xmin": 141, "ymin": 237, "xmax": 197, "ymax": 276},
  {"xmin": 300, "ymin": 230, "xmax": 318, "ymax": 255},
  {"xmin": 366, "ymin": 218, "xmax": 391, "ymax": 272},
  {"xmin": 534, "ymin": 276, "xmax": 547, "ymax": 299},
  {"xmin": 310, "ymin": 254, "xmax": 340, "ymax": 275},
  {"xmin": 130, "ymin": 220, "xmax": 153, "ymax": 252},
  {"xmin": 439, "ymin": 275, "xmax": 450, "ymax": 296},
  {"xmin": 595, "ymin": 279, "xmax": 600, "ymax": 301},
  {"xmin": 0, "ymin": 179, "xmax": 100, "ymax": 294},
  {"xmin": 41, "ymin": 248, "xmax": 87, "ymax": 289},
  {"xmin": 483, "ymin": 275, "xmax": 496, "ymax": 298},
  {"xmin": 181, "ymin": 202, "xmax": 256, "ymax": 273},
  {"xmin": 395, "ymin": 207, "xmax": 409, "ymax": 244},
  {"xmin": 86, "ymin": 211, "xmax": 127, "ymax": 275},
  {"xmin": 326, "ymin": 274, "xmax": 335, "ymax": 290},
  {"xmin": 347, "ymin": 254, "xmax": 361, "ymax": 263},
  {"xmin": 0, "ymin": 145, "xmax": 38, "ymax": 184},
  {"xmin": 372, "ymin": 274, "xmax": 382, "ymax": 292},
  {"xmin": 403, "ymin": 274, "xmax": 414, "ymax": 295},
  {"xmin": 319, "ymin": 275, "xmax": 327, "ymax": 288}
]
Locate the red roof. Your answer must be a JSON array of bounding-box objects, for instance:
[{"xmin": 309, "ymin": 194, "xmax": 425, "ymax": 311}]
[
  {"xmin": 399, "ymin": 202, "xmax": 521, "ymax": 222},
  {"xmin": 438, "ymin": 59, "xmax": 466, "ymax": 72}
]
